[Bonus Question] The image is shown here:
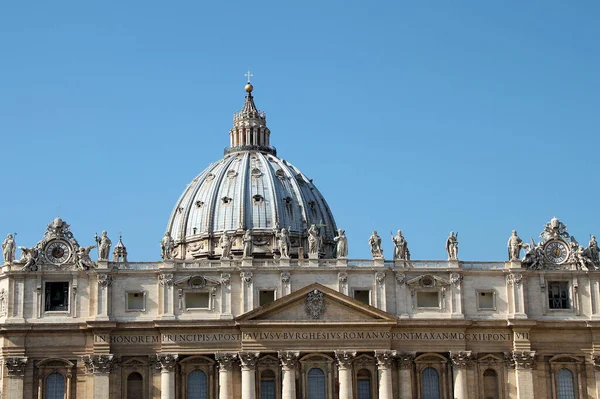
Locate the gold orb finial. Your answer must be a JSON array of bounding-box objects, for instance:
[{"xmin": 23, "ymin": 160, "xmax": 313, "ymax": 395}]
[{"xmin": 245, "ymin": 82, "xmax": 254, "ymax": 93}]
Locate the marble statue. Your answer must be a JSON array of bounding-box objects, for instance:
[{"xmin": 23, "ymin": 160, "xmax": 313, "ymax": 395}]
[
  {"xmin": 279, "ymin": 228, "xmax": 291, "ymax": 258},
  {"xmin": 334, "ymin": 229, "xmax": 348, "ymax": 258},
  {"xmin": 541, "ymin": 217, "xmax": 569, "ymax": 240},
  {"xmin": 95, "ymin": 231, "xmax": 112, "ymax": 261},
  {"xmin": 368, "ymin": 231, "xmax": 383, "ymax": 258},
  {"xmin": 574, "ymin": 245, "xmax": 595, "ymax": 271},
  {"xmin": 589, "ymin": 236, "xmax": 599, "ymax": 264},
  {"xmin": 308, "ymin": 224, "xmax": 320, "ymax": 255},
  {"xmin": 391, "ymin": 230, "xmax": 408, "ymax": 260},
  {"xmin": 507, "ymin": 230, "xmax": 525, "ymax": 261},
  {"xmin": 160, "ymin": 232, "xmax": 175, "ymax": 260},
  {"xmin": 15, "ymin": 246, "xmax": 38, "ymax": 271},
  {"xmin": 76, "ymin": 246, "xmax": 96, "ymax": 270},
  {"xmin": 242, "ymin": 230, "xmax": 253, "ymax": 258},
  {"xmin": 219, "ymin": 232, "xmax": 232, "ymax": 259},
  {"xmin": 446, "ymin": 232, "xmax": 458, "ymax": 260},
  {"xmin": 2, "ymin": 234, "xmax": 16, "ymax": 264}
]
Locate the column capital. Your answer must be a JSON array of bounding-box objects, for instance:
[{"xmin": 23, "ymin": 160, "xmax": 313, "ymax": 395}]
[
  {"xmin": 506, "ymin": 273, "xmax": 523, "ymax": 286},
  {"xmin": 239, "ymin": 352, "xmax": 260, "ymax": 370},
  {"xmin": 396, "ymin": 352, "xmax": 416, "ymax": 369},
  {"xmin": 215, "ymin": 352, "xmax": 237, "ymax": 371},
  {"xmin": 335, "ymin": 351, "xmax": 356, "ymax": 370},
  {"xmin": 592, "ymin": 354, "xmax": 600, "ymax": 370},
  {"xmin": 278, "ymin": 351, "xmax": 300, "ymax": 370},
  {"xmin": 5, "ymin": 356, "xmax": 28, "ymax": 376},
  {"xmin": 154, "ymin": 353, "xmax": 179, "ymax": 372},
  {"xmin": 375, "ymin": 350, "xmax": 397, "ymax": 369},
  {"xmin": 504, "ymin": 351, "xmax": 535, "ymax": 369},
  {"xmin": 450, "ymin": 351, "xmax": 474, "ymax": 368},
  {"xmin": 82, "ymin": 354, "xmax": 117, "ymax": 374}
]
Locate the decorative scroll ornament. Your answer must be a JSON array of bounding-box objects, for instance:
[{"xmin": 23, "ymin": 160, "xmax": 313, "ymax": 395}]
[
  {"xmin": 375, "ymin": 350, "xmax": 397, "ymax": 369},
  {"xmin": 159, "ymin": 273, "xmax": 174, "ymax": 287},
  {"xmin": 375, "ymin": 272, "xmax": 386, "ymax": 285},
  {"xmin": 278, "ymin": 351, "xmax": 300, "ymax": 369},
  {"xmin": 396, "ymin": 352, "xmax": 415, "ymax": 369},
  {"xmin": 395, "ymin": 273, "xmax": 405, "ymax": 285},
  {"xmin": 215, "ymin": 353, "xmax": 237, "ymax": 371},
  {"xmin": 98, "ymin": 274, "xmax": 112, "ymax": 288},
  {"xmin": 154, "ymin": 354, "xmax": 179, "ymax": 372},
  {"xmin": 450, "ymin": 351, "xmax": 474, "ymax": 368},
  {"xmin": 305, "ymin": 289, "xmax": 326, "ymax": 319},
  {"xmin": 280, "ymin": 272, "xmax": 290, "ymax": 285},
  {"xmin": 238, "ymin": 352, "xmax": 260, "ymax": 369},
  {"xmin": 82, "ymin": 354, "xmax": 116, "ymax": 374},
  {"xmin": 450, "ymin": 273, "xmax": 462, "ymax": 287},
  {"xmin": 5, "ymin": 357, "xmax": 28, "ymax": 376},
  {"xmin": 592, "ymin": 354, "xmax": 600, "ymax": 369},
  {"xmin": 505, "ymin": 351, "xmax": 535, "ymax": 370},
  {"xmin": 506, "ymin": 273, "xmax": 523, "ymax": 286},
  {"xmin": 220, "ymin": 272, "xmax": 231, "ymax": 286},
  {"xmin": 240, "ymin": 272, "xmax": 253, "ymax": 286},
  {"xmin": 338, "ymin": 272, "xmax": 348, "ymax": 285},
  {"xmin": 335, "ymin": 351, "xmax": 356, "ymax": 369}
]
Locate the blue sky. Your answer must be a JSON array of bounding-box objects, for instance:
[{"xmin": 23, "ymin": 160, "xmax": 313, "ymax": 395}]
[{"xmin": 1, "ymin": 1, "xmax": 599, "ymax": 260}]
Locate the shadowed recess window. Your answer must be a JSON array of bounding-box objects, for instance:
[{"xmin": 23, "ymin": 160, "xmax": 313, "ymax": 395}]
[
  {"xmin": 417, "ymin": 291, "xmax": 439, "ymax": 308},
  {"xmin": 354, "ymin": 290, "xmax": 370, "ymax": 305},
  {"xmin": 307, "ymin": 368, "xmax": 326, "ymax": 399},
  {"xmin": 127, "ymin": 372, "xmax": 143, "ymax": 399},
  {"xmin": 259, "ymin": 290, "xmax": 275, "ymax": 306},
  {"xmin": 548, "ymin": 282, "xmax": 569, "ymax": 309},
  {"xmin": 483, "ymin": 368, "xmax": 499, "ymax": 399},
  {"xmin": 127, "ymin": 292, "xmax": 145, "ymax": 311},
  {"xmin": 478, "ymin": 291, "xmax": 495, "ymax": 310},
  {"xmin": 46, "ymin": 372, "xmax": 65, "ymax": 399},
  {"xmin": 187, "ymin": 370, "xmax": 208, "ymax": 399},
  {"xmin": 421, "ymin": 367, "xmax": 440, "ymax": 399},
  {"xmin": 357, "ymin": 369, "xmax": 372, "ymax": 399},
  {"xmin": 260, "ymin": 369, "xmax": 276, "ymax": 399},
  {"xmin": 557, "ymin": 368, "xmax": 575, "ymax": 399},
  {"xmin": 45, "ymin": 282, "xmax": 69, "ymax": 311},
  {"xmin": 186, "ymin": 292, "xmax": 210, "ymax": 309}
]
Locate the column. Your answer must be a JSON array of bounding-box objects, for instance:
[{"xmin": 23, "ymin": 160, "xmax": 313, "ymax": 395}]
[
  {"xmin": 450, "ymin": 351, "xmax": 473, "ymax": 399},
  {"xmin": 159, "ymin": 273, "xmax": 175, "ymax": 319},
  {"xmin": 241, "ymin": 272, "xmax": 253, "ymax": 313},
  {"xmin": 396, "ymin": 352, "xmax": 415, "ymax": 399},
  {"xmin": 220, "ymin": 273, "xmax": 233, "ymax": 319},
  {"xmin": 450, "ymin": 273, "xmax": 464, "ymax": 318},
  {"xmin": 239, "ymin": 352, "xmax": 260, "ymax": 399},
  {"xmin": 335, "ymin": 351, "xmax": 356, "ymax": 399},
  {"xmin": 507, "ymin": 351, "xmax": 535, "ymax": 398},
  {"xmin": 279, "ymin": 351, "xmax": 299, "ymax": 399},
  {"xmin": 375, "ymin": 272, "xmax": 387, "ymax": 311},
  {"xmin": 155, "ymin": 354, "xmax": 178, "ymax": 399},
  {"xmin": 506, "ymin": 273, "xmax": 526, "ymax": 318},
  {"xmin": 375, "ymin": 350, "xmax": 396, "ymax": 399},
  {"xmin": 4, "ymin": 357, "xmax": 27, "ymax": 399},
  {"xmin": 216, "ymin": 353, "xmax": 237, "ymax": 399},
  {"xmin": 97, "ymin": 274, "xmax": 112, "ymax": 319},
  {"xmin": 83, "ymin": 354, "xmax": 117, "ymax": 399}
]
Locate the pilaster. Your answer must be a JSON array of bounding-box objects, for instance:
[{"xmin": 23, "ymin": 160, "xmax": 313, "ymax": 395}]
[
  {"xmin": 83, "ymin": 354, "xmax": 117, "ymax": 399},
  {"xmin": 375, "ymin": 350, "xmax": 396, "ymax": 399},
  {"xmin": 279, "ymin": 351, "xmax": 299, "ymax": 399},
  {"xmin": 241, "ymin": 272, "xmax": 253, "ymax": 313},
  {"xmin": 335, "ymin": 351, "xmax": 356, "ymax": 399},
  {"xmin": 5, "ymin": 356, "xmax": 27, "ymax": 399},
  {"xmin": 374, "ymin": 272, "xmax": 386, "ymax": 311},
  {"xmin": 449, "ymin": 272, "xmax": 464, "ymax": 318},
  {"xmin": 505, "ymin": 351, "xmax": 535, "ymax": 398},
  {"xmin": 450, "ymin": 351, "xmax": 474, "ymax": 399},
  {"xmin": 239, "ymin": 352, "xmax": 260, "ymax": 399},
  {"xmin": 220, "ymin": 273, "xmax": 233, "ymax": 319},
  {"xmin": 154, "ymin": 353, "xmax": 178, "ymax": 399},
  {"xmin": 216, "ymin": 352, "xmax": 237, "ymax": 399},
  {"xmin": 396, "ymin": 352, "xmax": 415, "ymax": 399},
  {"xmin": 159, "ymin": 273, "xmax": 175, "ymax": 319}
]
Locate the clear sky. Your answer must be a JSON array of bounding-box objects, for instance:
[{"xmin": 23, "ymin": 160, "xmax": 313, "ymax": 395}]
[{"xmin": 1, "ymin": 1, "xmax": 599, "ymax": 261}]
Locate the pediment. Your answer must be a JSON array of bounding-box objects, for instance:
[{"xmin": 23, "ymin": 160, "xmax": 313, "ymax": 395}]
[{"xmin": 236, "ymin": 283, "xmax": 397, "ymax": 324}]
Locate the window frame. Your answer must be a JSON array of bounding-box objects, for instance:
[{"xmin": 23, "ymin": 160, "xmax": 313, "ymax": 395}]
[
  {"xmin": 43, "ymin": 280, "xmax": 71, "ymax": 314},
  {"xmin": 183, "ymin": 291, "xmax": 212, "ymax": 311},
  {"xmin": 414, "ymin": 353, "xmax": 449, "ymax": 399},
  {"xmin": 416, "ymin": 289, "xmax": 441, "ymax": 310},
  {"xmin": 299, "ymin": 353, "xmax": 334, "ymax": 399},
  {"xmin": 120, "ymin": 357, "xmax": 150, "ymax": 399},
  {"xmin": 352, "ymin": 288, "xmax": 371, "ymax": 306},
  {"xmin": 476, "ymin": 290, "xmax": 497, "ymax": 311},
  {"xmin": 548, "ymin": 355, "xmax": 583, "ymax": 399},
  {"xmin": 257, "ymin": 355, "xmax": 281, "ymax": 399},
  {"xmin": 546, "ymin": 280, "xmax": 572, "ymax": 311},
  {"xmin": 352, "ymin": 354, "xmax": 376, "ymax": 399},
  {"xmin": 125, "ymin": 290, "xmax": 147, "ymax": 312},
  {"xmin": 35, "ymin": 358, "xmax": 74, "ymax": 399},
  {"xmin": 256, "ymin": 286, "xmax": 278, "ymax": 308}
]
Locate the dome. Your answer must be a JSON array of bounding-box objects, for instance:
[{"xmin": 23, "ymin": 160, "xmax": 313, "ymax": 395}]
[{"xmin": 166, "ymin": 82, "xmax": 337, "ymax": 260}]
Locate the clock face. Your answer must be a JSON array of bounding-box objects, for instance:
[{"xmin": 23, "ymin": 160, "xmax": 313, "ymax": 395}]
[
  {"xmin": 45, "ymin": 240, "xmax": 71, "ymax": 264},
  {"xmin": 544, "ymin": 240, "xmax": 569, "ymax": 264}
]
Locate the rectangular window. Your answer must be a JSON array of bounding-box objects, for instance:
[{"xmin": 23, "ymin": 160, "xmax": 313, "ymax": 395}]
[
  {"xmin": 126, "ymin": 292, "xmax": 145, "ymax": 311},
  {"xmin": 259, "ymin": 290, "xmax": 275, "ymax": 307},
  {"xmin": 354, "ymin": 290, "xmax": 370, "ymax": 305},
  {"xmin": 477, "ymin": 291, "xmax": 495, "ymax": 310},
  {"xmin": 185, "ymin": 292, "xmax": 210, "ymax": 309},
  {"xmin": 548, "ymin": 282, "xmax": 570, "ymax": 309},
  {"xmin": 45, "ymin": 282, "xmax": 69, "ymax": 311},
  {"xmin": 417, "ymin": 291, "xmax": 439, "ymax": 308}
]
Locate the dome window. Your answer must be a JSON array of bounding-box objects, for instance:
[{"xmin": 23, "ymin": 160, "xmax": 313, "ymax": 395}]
[
  {"xmin": 253, "ymin": 195, "xmax": 264, "ymax": 204},
  {"xmin": 205, "ymin": 174, "xmax": 215, "ymax": 182},
  {"xmin": 275, "ymin": 169, "xmax": 286, "ymax": 179},
  {"xmin": 251, "ymin": 168, "xmax": 263, "ymax": 178},
  {"xmin": 221, "ymin": 196, "xmax": 232, "ymax": 205},
  {"xmin": 283, "ymin": 197, "xmax": 292, "ymax": 205},
  {"xmin": 195, "ymin": 201, "xmax": 204, "ymax": 208},
  {"xmin": 226, "ymin": 170, "xmax": 238, "ymax": 179},
  {"xmin": 177, "ymin": 207, "xmax": 184, "ymax": 213}
]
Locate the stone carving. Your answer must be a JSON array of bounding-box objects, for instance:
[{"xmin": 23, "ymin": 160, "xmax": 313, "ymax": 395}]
[
  {"xmin": 375, "ymin": 272, "xmax": 386, "ymax": 285},
  {"xmin": 95, "ymin": 231, "xmax": 112, "ymax": 261},
  {"xmin": 242, "ymin": 229, "xmax": 253, "ymax": 258},
  {"xmin": 281, "ymin": 272, "xmax": 290, "ymax": 285},
  {"xmin": 238, "ymin": 352, "xmax": 260, "ymax": 369},
  {"xmin": 278, "ymin": 351, "xmax": 300, "ymax": 369},
  {"xmin": 334, "ymin": 229, "xmax": 348, "ymax": 258},
  {"xmin": 450, "ymin": 351, "xmax": 474, "ymax": 368},
  {"xmin": 305, "ymin": 289, "xmax": 326, "ymax": 319},
  {"xmin": 219, "ymin": 232, "xmax": 232, "ymax": 260},
  {"xmin": 506, "ymin": 273, "xmax": 523, "ymax": 286},
  {"xmin": 541, "ymin": 217, "xmax": 569, "ymax": 240},
  {"xmin": 0, "ymin": 288, "xmax": 6, "ymax": 314},
  {"xmin": 368, "ymin": 231, "xmax": 383, "ymax": 258},
  {"xmin": 75, "ymin": 245, "xmax": 96, "ymax": 270},
  {"xmin": 15, "ymin": 246, "xmax": 39, "ymax": 271},
  {"xmin": 446, "ymin": 231, "xmax": 458, "ymax": 260},
  {"xmin": 112, "ymin": 235, "xmax": 127, "ymax": 262},
  {"xmin": 215, "ymin": 353, "xmax": 237, "ymax": 371},
  {"xmin": 308, "ymin": 224, "xmax": 321, "ymax": 255},
  {"xmin": 45, "ymin": 217, "xmax": 74, "ymax": 240},
  {"xmin": 335, "ymin": 351, "xmax": 356, "ymax": 369},
  {"xmin": 589, "ymin": 236, "xmax": 600, "ymax": 265},
  {"xmin": 98, "ymin": 274, "xmax": 112, "ymax": 288},
  {"xmin": 160, "ymin": 232, "xmax": 175, "ymax": 260},
  {"xmin": 338, "ymin": 272, "xmax": 348, "ymax": 285},
  {"xmin": 396, "ymin": 352, "xmax": 415, "ymax": 369},
  {"xmin": 159, "ymin": 273, "xmax": 174, "ymax": 286},
  {"xmin": 508, "ymin": 351, "xmax": 536, "ymax": 369},
  {"xmin": 391, "ymin": 230, "xmax": 409, "ymax": 260},
  {"xmin": 220, "ymin": 273, "xmax": 231, "ymax": 286},
  {"xmin": 450, "ymin": 272, "xmax": 462, "ymax": 287},
  {"xmin": 2, "ymin": 233, "xmax": 16, "ymax": 264},
  {"xmin": 278, "ymin": 228, "xmax": 291, "ymax": 259},
  {"xmin": 154, "ymin": 353, "xmax": 179, "ymax": 372},
  {"xmin": 522, "ymin": 239, "xmax": 543, "ymax": 270},
  {"xmin": 592, "ymin": 354, "xmax": 600, "ymax": 369},
  {"xmin": 5, "ymin": 357, "xmax": 28, "ymax": 376},
  {"xmin": 82, "ymin": 354, "xmax": 116, "ymax": 373},
  {"xmin": 375, "ymin": 350, "xmax": 397, "ymax": 369},
  {"xmin": 507, "ymin": 230, "xmax": 526, "ymax": 261},
  {"xmin": 395, "ymin": 272, "xmax": 405, "ymax": 285},
  {"xmin": 241, "ymin": 271, "xmax": 253, "ymax": 286}
]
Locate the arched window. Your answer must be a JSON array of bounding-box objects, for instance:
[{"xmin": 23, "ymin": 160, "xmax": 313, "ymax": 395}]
[
  {"xmin": 357, "ymin": 369, "xmax": 372, "ymax": 399},
  {"xmin": 557, "ymin": 368, "xmax": 575, "ymax": 399},
  {"xmin": 187, "ymin": 370, "xmax": 208, "ymax": 399},
  {"xmin": 127, "ymin": 372, "xmax": 143, "ymax": 399},
  {"xmin": 421, "ymin": 367, "xmax": 440, "ymax": 399},
  {"xmin": 483, "ymin": 369, "xmax": 499, "ymax": 399},
  {"xmin": 260, "ymin": 369, "xmax": 276, "ymax": 399},
  {"xmin": 307, "ymin": 368, "xmax": 326, "ymax": 399},
  {"xmin": 46, "ymin": 372, "xmax": 65, "ymax": 399}
]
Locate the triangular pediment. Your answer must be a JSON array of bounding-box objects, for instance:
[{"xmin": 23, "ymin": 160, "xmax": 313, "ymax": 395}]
[{"xmin": 236, "ymin": 283, "xmax": 397, "ymax": 324}]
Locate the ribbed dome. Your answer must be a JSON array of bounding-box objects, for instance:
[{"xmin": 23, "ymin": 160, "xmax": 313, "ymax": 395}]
[{"xmin": 165, "ymin": 82, "xmax": 337, "ymax": 259}]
